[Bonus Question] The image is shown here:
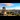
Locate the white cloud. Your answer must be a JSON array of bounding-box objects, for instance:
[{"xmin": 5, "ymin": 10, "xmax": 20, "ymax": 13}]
[
  {"xmin": 2, "ymin": 3, "xmax": 14, "ymax": 6},
  {"xmin": 0, "ymin": 3, "xmax": 14, "ymax": 7},
  {"xmin": 14, "ymin": 6, "xmax": 20, "ymax": 10},
  {"xmin": 0, "ymin": 7, "xmax": 2, "ymax": 10},
  {"xmin": 15, "ymin": 6, "xmax": 20, "ymax": 9},
  {"xmin": 4, "ymin": 7, "xmax": 14, "ymax": 10},
  {"xmin": 6, "ymin": 3, "xmax": 14, "ymax": 6}
]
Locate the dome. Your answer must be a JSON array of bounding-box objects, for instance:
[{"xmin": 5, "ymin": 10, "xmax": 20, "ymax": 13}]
[{"xmin": 2, "ymin": 7, "xmax": 5, "ymax": 9}]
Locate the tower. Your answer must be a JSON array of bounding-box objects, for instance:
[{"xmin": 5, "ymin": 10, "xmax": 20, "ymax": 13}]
[{"xmin": 2, "ymin": 7, "xmax": 6, "ymax": 16}]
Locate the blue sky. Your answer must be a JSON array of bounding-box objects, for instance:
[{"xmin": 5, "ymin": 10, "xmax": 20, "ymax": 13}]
[{"xmin": 0, "ymin": 3, "xmax": 20, "ymax": 10}]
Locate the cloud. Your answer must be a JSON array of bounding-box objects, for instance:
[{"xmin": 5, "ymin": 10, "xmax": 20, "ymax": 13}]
[
  {"xmin": 0, "ymin": 7, "xmax": 2, "ymax": 10},
  {"xmin": 0, "ymin": 3, "xmax": 6, "ymax": 7},
  {"xmin": 0, "ymin": 3, "xmax": 14, "ymax": 7},
  {"xmin": 2, "ymin": 3, "xmax": 6, "ymax": 4},
  {"xmin": 2, "ymin": 3, "xmax": 14, "ymax": 6},
  {"xmin": 6, "ymin": 8, "xmax": 14, "ymax": 10},
  {"xmin": 6, "ymin": 3, "xmax": 14, "ymax": 6},
  {"xmin": 15, "ymin": 6, "xmax": 20, "ymax": 9},
  {"xmin": 0, "ymin": 3, "xmax": 14, "ymax": 9}
]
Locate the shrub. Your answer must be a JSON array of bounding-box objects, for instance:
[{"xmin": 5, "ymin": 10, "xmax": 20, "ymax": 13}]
[{"xmin": 16, "ymin": 14, "xmax": 19, "ymax": 16}]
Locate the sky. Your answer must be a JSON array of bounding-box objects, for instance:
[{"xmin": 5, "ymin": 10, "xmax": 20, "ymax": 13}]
[{"xmin": 0, "ymin": 3, "xmax": 20, "ymax": 10}]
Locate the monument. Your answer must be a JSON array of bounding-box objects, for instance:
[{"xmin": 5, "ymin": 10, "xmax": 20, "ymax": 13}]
[{"xmin": 2, "ymin": 7, "xmax": 7, "ymax": 16}]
